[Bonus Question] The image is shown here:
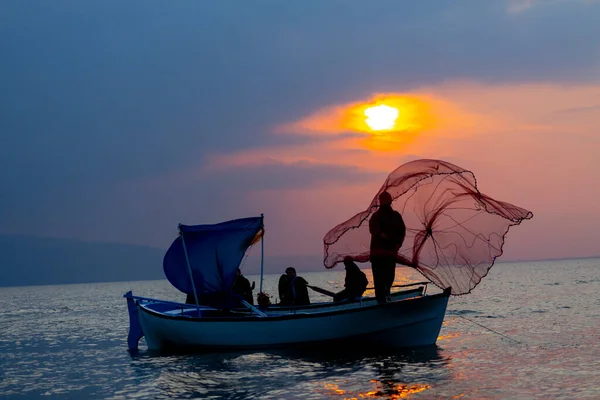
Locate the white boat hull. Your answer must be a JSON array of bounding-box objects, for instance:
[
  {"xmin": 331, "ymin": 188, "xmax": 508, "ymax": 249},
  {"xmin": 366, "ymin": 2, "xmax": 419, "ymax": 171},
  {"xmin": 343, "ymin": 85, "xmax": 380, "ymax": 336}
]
[{"xmin": 130, "ymin": 289, "xmax": 449, "ymax": 351}]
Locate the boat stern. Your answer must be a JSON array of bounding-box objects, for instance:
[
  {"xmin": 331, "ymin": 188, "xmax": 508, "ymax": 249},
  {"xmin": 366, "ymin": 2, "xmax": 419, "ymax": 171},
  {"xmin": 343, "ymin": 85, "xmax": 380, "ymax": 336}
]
[{"xmin": 124, "ymin": 291, "xmax": 144, "ymax": 351}]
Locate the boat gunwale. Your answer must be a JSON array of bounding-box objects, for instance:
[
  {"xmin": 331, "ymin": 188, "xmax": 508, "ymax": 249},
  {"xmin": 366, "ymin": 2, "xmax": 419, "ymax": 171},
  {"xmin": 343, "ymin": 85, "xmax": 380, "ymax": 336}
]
[
  {"xmin": 256, "ymin": 287, "xmax": 425, "ymax": 311},
  {"xmin": 137, "ymin": 289, "xmax": 450, "ymax": 323},
  {"xmin": 136, "ymin": 287, "xmax": 425, "ymax": 314}
]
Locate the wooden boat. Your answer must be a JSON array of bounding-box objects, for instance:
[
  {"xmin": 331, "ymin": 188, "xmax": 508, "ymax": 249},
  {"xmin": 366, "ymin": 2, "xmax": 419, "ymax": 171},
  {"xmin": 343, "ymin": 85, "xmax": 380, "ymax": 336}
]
[
  {"xmin": 123, "ymin": 158, "xmax": 537, "ymax": 352},
  {"xmin": 126, "ymin": 287, "xmax": 448, "ymax": 351},
  {"xmin": 124, "ymin": 215, "xmax": 450, "ymax": 352}
]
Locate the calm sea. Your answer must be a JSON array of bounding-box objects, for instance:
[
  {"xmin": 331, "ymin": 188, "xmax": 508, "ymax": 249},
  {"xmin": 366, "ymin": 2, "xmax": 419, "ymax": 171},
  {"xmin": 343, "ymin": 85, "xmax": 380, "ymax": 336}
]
[{"xmin": 1, "ymin": 258, "xmax": 599, "ymax": 399}]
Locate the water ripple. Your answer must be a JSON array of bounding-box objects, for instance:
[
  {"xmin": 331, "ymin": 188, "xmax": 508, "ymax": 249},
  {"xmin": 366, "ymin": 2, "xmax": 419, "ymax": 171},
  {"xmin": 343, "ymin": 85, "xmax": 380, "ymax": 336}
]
[{"xmin": 1, "ymin": 259, "xmax": 600, "ymax": 399}]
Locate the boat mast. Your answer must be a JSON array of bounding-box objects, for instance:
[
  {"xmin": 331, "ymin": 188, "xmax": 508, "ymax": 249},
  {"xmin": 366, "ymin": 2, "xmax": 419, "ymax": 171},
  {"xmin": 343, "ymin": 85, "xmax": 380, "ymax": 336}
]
[
  {"xmin": 260, "ymin": 213, "xmax": 265, "ymax": 293},
  {"xmin": 179, "ymin": 224, "xmax": 200, "ymax": 313}
]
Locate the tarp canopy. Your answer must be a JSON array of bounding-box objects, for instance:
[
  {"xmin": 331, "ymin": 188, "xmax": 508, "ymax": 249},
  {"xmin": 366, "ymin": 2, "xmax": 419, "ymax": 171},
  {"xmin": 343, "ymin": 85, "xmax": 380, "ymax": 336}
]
[
  {"xmin": 163, "ymin": 216, "xmax": 263, "ymax": 306},
  {"xmin": 323, "ymin": 159, "xmax": 533, "ymax": 295}
]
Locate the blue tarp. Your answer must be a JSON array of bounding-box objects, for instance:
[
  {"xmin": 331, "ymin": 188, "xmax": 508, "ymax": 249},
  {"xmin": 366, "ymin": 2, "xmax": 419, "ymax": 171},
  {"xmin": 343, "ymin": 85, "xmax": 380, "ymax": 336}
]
[{"xmin": 163, "ymin": 216, "xmax": 263, "ymax": 306}]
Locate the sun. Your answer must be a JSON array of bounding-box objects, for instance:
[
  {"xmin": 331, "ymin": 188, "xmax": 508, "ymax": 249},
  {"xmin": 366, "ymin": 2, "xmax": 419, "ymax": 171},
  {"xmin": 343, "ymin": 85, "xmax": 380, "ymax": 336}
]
[{"xmin": 364, "ymin": 104, "xmax": 399, "ymax": 131}]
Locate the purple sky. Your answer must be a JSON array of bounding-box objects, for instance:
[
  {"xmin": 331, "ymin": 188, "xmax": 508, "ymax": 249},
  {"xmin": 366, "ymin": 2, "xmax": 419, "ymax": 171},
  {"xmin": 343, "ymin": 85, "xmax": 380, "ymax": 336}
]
[{"xmin": 1, "ymin": 0, "xmax": 599, "ymax": 265}]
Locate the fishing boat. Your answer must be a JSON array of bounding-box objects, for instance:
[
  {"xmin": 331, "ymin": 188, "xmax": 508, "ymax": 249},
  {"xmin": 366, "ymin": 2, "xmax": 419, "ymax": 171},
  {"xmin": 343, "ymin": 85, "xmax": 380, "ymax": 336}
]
[
  {"xmin": 124, "ymin": 215, "xmax": 450, "ymax": 351},
  {"xmin": 123, "ymin": 159, "xmax": 533, "ymax": 352}
]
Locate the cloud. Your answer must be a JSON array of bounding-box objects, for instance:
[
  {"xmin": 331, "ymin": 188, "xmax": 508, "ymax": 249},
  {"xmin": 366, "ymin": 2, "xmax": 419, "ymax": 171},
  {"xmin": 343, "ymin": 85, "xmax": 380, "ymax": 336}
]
[
  {"xmin": 2, "ymin": 0, "xmax": 600, "ymax": 264},
  {"xmin": 204, "ymin": 88, "xmax": 510, "ymax": 177},
  {"xmin": 206, "ymin": 81, "xmax": 600, "ymax": 174},
  {"xmin": 554, "ymin": 104, "xmax": 600, "ymax": 115},
  {"xmin": 507, "ymin": 0, "xmax": 599, "ymax": 14},
  {"xmin": 274, "ymin": 93, "xmax": 494, "ymax": 139},
  {"xmin": 135, "ymin": 160, "xmax": 382, "ymax": 193},
  {"xmin": 508, "ymin": 0, "xmax": 538, "ymax": 14},
  {"xmin": 3, "ymin": 77, "xmax": 599, "ymax": 261},
  {"xmin": 187, "ymin": 80, "xmax": 600, "ymax": 259}
]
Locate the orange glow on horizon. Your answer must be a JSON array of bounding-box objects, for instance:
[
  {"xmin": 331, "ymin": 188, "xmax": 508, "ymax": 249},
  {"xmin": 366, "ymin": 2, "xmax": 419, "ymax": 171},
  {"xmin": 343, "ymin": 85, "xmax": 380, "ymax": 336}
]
[
  {"xmin": 195, "ymin": 81, "xmax": 600, "ymax": 263},
  {"xmin": 276, "ymin": 93, "xmax": 437, "ymax": 137},
  {"xmin": 347, "ymin": 95, "xmax": 435, "ymax": 134},
  {"xmin": 273, "ymin": 93, "xmax": 472, "ymax": 152}
]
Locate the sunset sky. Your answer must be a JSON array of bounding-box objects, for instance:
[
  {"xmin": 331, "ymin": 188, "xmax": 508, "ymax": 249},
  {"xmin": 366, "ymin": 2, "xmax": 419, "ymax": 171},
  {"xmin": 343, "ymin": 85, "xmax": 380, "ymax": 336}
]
[{"xmin": 2, "ymin": 0, "xmax": 600, "ymax": 266}]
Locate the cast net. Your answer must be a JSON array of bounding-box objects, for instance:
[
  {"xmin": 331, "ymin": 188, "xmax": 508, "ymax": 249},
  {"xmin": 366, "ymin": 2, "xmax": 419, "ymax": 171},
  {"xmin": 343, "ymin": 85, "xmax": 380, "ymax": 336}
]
[{"xmin": 323, "ymin": 159, "xmax": 533, "ymax": 295}]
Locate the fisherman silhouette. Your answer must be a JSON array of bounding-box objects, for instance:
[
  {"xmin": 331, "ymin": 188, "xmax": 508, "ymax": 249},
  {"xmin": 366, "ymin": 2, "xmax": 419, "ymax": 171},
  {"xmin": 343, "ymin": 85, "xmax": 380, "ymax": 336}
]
[
  {"xmin": 278, "ymin": 267, "xmax": 310, "ymax": 305},
  {"xmin": 369, "ymin": 191, "xmax": 406, "ymax": 304},
  {"xmin": 333, "ymin": 257, "xmax": 369, "ymax": 302}
]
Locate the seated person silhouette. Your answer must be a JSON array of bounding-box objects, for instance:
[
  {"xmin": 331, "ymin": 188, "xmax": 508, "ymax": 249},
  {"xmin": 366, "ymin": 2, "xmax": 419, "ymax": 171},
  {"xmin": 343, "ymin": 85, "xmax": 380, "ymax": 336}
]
[
  {"xmin": 278, "ymin": 267, "xmax": 310, "ymax": 306},
  {"xmin": 231, "ymin": 268, "xmax": 255, "ymax": 305},
  {"xmin": 333, "ymin": 257, "xmax": 369, "ymax": 303},
  {"xmin": 184, "ymin": 268, "xmax": 255, "ymax": 308}
]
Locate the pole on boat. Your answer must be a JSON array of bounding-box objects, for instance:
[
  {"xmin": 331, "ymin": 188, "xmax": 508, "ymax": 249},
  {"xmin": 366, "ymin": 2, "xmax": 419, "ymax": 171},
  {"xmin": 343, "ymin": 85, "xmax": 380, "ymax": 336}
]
[
  {"xmin": 259, "ymin": 213, "xmax": 265, "ymax": 294},
  {"xmin": 179, "ymin": 224, "xmax": 201, "ymax": 314}
]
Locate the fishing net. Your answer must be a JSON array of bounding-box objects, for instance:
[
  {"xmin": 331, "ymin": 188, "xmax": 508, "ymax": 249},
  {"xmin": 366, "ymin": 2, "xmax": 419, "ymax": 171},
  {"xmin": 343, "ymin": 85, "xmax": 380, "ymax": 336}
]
[{"xmin": 323, "ymin": 159, "xmax": 533, "ymax": 295}]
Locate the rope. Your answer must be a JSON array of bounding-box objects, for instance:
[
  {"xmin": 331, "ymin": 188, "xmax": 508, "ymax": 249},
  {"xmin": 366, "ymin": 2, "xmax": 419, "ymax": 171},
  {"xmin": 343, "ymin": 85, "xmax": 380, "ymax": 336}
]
[{"xmin": 456, "ymin": 314, "xmax": 522, "ymax": 344}]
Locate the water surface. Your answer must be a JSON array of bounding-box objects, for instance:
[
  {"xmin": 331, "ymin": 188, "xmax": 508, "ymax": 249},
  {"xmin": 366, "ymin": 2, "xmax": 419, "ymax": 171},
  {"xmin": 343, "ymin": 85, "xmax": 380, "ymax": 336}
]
[{"xmin": 1, "ymin": 258, "xmax": 599, "ymax": 398}]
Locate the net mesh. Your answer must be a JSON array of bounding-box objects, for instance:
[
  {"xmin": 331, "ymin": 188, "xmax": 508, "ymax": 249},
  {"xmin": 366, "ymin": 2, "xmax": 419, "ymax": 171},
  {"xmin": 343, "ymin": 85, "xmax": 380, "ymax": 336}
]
[{"xmin": 323, "ymin": 159, "xmax": 533, "ymax": 295}]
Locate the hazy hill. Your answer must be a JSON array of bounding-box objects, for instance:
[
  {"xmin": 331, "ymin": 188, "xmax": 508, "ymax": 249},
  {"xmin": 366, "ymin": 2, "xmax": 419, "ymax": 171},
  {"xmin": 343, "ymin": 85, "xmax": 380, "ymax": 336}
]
[
  {"xmin": 0, "ymin": 235, "xmax": 325, "ymax": 287},
  {"xmin": 3, "ymin": 234, "xmax": 590, "ymax": 288},
  {"xmin": 0, "ymin": 235, "xmax": 166, "ymax": 287}
]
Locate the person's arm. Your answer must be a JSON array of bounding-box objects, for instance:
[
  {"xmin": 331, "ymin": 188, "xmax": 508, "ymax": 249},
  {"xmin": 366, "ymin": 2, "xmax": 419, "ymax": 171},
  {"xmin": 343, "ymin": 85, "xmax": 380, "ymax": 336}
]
[
  {"xmin": 392, "ymin": 212, "xmax": 406, "ymax": 246},
  {"xmin": 371, "ymin": 212, "xmax": 390, "ymax": 240},
  {"xmin": 369, "ymin": 212, "xmax": 381, "ymax": 236}
]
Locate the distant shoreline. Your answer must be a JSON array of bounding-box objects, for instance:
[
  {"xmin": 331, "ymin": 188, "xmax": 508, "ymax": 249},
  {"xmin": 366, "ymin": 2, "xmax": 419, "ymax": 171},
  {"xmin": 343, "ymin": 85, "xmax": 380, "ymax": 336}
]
[
  {"xmin": 1, "ymin": 256, "xmax": 598, "ymax": 289},
  {"xmin": 1, "ymin": 233, "xmax": 598, "ymax": 288}
]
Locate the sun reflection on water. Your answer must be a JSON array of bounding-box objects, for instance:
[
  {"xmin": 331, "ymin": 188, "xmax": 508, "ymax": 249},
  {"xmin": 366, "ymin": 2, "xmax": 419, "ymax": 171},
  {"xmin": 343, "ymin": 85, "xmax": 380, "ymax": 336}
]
[
  {"xmin": 437, "ymin": 332, "xmax": 461, "ymax": 341},
  {"xmin": 319, "ymin": 381, "xmax": 432, "ymax": 399}
]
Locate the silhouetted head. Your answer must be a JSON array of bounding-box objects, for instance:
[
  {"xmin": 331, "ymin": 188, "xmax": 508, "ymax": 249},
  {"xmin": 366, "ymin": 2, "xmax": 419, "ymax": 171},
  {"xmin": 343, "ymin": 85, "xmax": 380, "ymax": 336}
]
[
  {"xmin": 378, "ymin": 191, "xmax": 393, "ymax": 206},
  {"xmin": 285, "ymin": 267, "xmax": 297, "ymax": 278}
]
